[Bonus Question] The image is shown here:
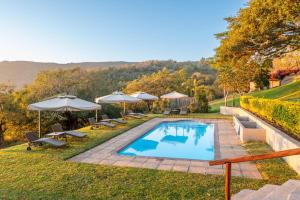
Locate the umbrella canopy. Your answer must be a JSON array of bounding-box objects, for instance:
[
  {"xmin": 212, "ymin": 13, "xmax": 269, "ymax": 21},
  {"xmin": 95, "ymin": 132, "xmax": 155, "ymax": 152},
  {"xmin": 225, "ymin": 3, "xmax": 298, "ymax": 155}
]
[
  {"xmin": 28, "ymin": 95, "xmax": 101, "ymax": 137},
  {"xmin": 95, "ymin": 91, "xmax": 141, "ymax": 112},
  {"xmin": 95, "ymin": 91, "xmax": 141, "ymax": 104},
  {"xmin": 130, "ymin": 92, "xmax": 158, "ymax": 101},
  {"xmin": 28, "ymin": 95, "xmax": 101, "ymax": 111},
  {"xmin": 160, "ymin": 91, "xmax": 188, "ymax": 99}
]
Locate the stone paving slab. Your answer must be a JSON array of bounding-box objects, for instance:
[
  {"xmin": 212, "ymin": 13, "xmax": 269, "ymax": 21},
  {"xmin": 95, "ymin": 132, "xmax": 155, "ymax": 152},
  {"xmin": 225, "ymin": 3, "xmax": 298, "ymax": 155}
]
[{"xmin": 69, "ymin": 118, "xmax": 262, "ymax": 179}]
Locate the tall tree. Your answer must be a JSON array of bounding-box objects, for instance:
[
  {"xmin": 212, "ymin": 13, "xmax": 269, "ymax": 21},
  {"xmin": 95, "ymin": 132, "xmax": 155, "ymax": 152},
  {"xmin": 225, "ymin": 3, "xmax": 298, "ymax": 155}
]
[
  {"xmin": 214, "ymin": 0, "xmax": 300, "ymax": 99},
  {"xmin": 0, "ymin": 84, "xmax": 15, "ymax": 146}
]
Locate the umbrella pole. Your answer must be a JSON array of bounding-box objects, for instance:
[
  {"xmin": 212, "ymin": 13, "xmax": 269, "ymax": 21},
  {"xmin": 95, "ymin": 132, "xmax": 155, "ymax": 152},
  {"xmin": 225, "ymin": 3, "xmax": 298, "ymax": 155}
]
[
  {"xmin": 123, "ymin": 102, "xmax": 126, "ymax": 113},
  {"xmin": 38, "ymin": 110, "xmax": 41, "ymax": 138},
  {"xmin": 147, "ymin": 100, "xmax": 151, "ymax": 111},
  {"xmin": 95, "ymin": 109, "xmax": 98, "ymax": 122}
]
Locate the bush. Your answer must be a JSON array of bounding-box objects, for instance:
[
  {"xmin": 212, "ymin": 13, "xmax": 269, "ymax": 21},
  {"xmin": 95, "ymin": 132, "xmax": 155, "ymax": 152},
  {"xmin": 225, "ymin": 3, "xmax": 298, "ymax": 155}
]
[
  {"xmin": 188, "ymin": 101, "xmax": 198, "ymax": 113},
  {"xmin": 194, "ymin": 86, "xmax": 209, "ymax": 113},
  {"xmin": 240, "ymin": 96, "xmax": 300, "ymax": 139},
  {"xmin": 127, "ymin": 101, "xmax": 148, "ymax": 113},
  {"xmin": 151, "ymin": 101, "xmax": 161, "ymax": 113},
  {"xmin": 100, "ymin": 104, "xmax": 122, "ymax": 118}
]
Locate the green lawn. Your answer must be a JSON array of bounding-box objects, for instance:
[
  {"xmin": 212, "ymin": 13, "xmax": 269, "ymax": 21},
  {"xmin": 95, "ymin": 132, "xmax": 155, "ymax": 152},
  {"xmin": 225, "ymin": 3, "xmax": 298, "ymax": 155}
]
[
  {"xmin": 251, "ymin": 81, "xmax": 300, "ymax": 100},
  {"xmin": 209, "ymin": 96, "xmax": 240, "ymax": 113},
  {"xmin": 0, "ymin": 115, "xmax": 299, "ymax": 200},
  {"xmin": 243, "ymin": 142, "xmax": 299, "ymax": 185},
  {"xmin": 209, "ymin": 81, "xmax": 300, "ymax": 113}
]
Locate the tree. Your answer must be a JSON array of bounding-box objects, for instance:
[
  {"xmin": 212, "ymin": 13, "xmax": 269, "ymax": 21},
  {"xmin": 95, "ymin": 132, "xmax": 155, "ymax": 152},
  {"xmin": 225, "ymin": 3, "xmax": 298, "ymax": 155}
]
[
  {"xmin": 194, "ymin": 86, "xmax": 209, "ymax": 113},
  {"xmin": 273, "ymin": 50, "xmax": 300, "ymax": 72},
  {"xmin": 123, "ymin": 68, "xmax": 188, "ymax": 97},
  {"xmin": 214, "ymin": 0, "xmax": 300, "ymax": 93},
  {"xmin": 0, "ymin": 84, "xmax": 15, "ymax": 146},
  {"xmin": 28, "ymin": 68, "xmax": 92, "ymax": 101},
  {"xmin": 216, "ymin": 0, "xmax": 300, "ymax": 66},
  {"xmin": 254, "ymin": 59, "xmax": 272, "ymax": 89},
  {"xmin": 215, "ymin": 67, "xmax": 235, "ymax": 106}
]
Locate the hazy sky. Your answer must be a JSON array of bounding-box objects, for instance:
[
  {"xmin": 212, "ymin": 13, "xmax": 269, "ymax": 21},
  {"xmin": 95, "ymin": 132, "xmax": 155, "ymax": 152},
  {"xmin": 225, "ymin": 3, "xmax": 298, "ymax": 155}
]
[{"xmin": 0, "ymin": 0, "xmax": 247, "ymax": 63}]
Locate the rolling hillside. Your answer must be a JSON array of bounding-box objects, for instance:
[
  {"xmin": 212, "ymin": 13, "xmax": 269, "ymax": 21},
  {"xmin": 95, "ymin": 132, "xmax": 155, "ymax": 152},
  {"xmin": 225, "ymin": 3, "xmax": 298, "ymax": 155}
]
[
  {"xmin": 0, "ymin": 61, "xmax": 136, "ymax": 88},
  {"xmin": 0, "ymin": 60, "xmax": 214, "ymax": 88},
  {"xmin": 209, "ymin": 81, "xmax": 300, "ymax": 112}
]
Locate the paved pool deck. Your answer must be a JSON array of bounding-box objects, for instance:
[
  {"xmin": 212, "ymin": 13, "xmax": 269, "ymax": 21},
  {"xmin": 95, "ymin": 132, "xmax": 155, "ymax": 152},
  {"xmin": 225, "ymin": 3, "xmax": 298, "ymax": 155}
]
[{"xmin": 69, "ymin": 118, "xmax": 262, "ymax": 179}]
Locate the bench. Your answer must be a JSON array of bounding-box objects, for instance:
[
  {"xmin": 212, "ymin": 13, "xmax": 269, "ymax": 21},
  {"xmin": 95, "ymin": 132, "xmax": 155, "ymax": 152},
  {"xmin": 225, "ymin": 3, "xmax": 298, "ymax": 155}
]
[{"xmin": 233, "ymin": 115, "xmax": 266, "ymax": 143}]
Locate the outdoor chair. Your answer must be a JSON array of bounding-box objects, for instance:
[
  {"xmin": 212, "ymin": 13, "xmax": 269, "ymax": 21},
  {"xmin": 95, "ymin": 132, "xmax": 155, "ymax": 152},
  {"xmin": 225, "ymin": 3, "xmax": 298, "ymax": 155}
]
[
  {"xmin": 163, "ymin": 108, "xmax": 171, "ymax": 115},
  {"xmin": 179, "ymin": 107, "xmax": 188, "ymax": 115},
  {"xmin": 128, "ymin": 110, "xmax": 147, "ymax": 117},
  {"xmin": 101, "ymin": 114, "xmax": 126, "ymax": 124},
  {"xmin": 88, "ymin": 117, "xmax": 116, "ymax": 129},
  {"xmin": 120, "ymin": 112, "xmax": 142, "ymax": 119},
  {"xmin": 51, "ymin": 123, "xmax": 86, "ymax": 138},
  {"xmin": 25, "ymin": 131, "xmax": 67, "ymax": 151}
]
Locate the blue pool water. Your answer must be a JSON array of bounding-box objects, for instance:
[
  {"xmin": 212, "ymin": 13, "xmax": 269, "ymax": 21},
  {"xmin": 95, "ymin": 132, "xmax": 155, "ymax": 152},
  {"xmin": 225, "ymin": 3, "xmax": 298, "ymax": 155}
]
[{"xmin": 118, "ymin": 120, "xmax": 215, "ymax": 160}]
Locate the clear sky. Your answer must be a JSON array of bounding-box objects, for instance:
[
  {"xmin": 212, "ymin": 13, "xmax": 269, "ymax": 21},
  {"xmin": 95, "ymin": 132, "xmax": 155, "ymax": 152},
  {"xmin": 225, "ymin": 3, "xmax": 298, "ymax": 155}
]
[{"xmin": 0, "ymin": 0, "xmax": 247, "ymax": 63}]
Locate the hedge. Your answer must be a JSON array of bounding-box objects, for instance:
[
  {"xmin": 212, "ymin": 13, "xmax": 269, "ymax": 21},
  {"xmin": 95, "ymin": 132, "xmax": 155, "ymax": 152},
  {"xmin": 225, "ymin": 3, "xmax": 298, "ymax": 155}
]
[{"xmin": 240, "ymin": 96, "xmax": 300, "ymax": 140}]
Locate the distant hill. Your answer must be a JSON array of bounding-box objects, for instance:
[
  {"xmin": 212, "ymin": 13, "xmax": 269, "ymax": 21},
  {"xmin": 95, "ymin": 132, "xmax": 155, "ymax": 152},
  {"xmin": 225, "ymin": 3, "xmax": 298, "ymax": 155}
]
[
  {"xmin": 0, "ymin": 60, "xmax": 215, "ymax": 88},
  {"xmin": 0, "ymin": 61, "xmax": 136, "ymax": 88}
]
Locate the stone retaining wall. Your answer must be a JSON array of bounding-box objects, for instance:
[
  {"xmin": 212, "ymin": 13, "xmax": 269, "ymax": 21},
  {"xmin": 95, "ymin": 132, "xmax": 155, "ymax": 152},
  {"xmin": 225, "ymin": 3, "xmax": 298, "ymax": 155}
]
[{"xmin": 220, "ymin": 106, "xmax": 300, "ymax": 174}]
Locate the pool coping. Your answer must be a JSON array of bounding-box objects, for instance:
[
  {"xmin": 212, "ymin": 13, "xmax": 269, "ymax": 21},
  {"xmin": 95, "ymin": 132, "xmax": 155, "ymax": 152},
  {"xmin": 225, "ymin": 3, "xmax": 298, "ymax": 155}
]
[{"xmin": 69, "ymin": 118, "xmax": 262, "ymax": 179}]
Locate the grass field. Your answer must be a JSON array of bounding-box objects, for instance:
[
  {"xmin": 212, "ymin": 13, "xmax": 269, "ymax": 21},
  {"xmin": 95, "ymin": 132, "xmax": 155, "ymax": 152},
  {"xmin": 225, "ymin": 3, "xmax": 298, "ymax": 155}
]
[
  {"xmin": 251, "ymin": 81, "xmax": 300, "ymax": 100},
  {"xmin": 209, "ymin": 81, "xmax": 300, "ymax": 113},
  {"xmin": 243, "ymin": 142, "xmax": 299, "ymax": 185},
  {"xmin": 1, "ymin": 115, "xmax": 299, "ymax": 200},
  {"xmin": 209, "ymin": 96, "xmax": 240, "ymax": 113}
]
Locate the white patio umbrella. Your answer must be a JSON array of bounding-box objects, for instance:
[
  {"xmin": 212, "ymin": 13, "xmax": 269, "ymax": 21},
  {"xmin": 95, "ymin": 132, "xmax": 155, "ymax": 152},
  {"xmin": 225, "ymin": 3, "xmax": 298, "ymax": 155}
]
[
  {"xmin": 130, "ymin": 91, "xmax": 158, "ymax": 110},
  {"xmin": 28, "ymin": 95, "xmax": 101, "ymax": 137},
  {"xmin": 95, "ymin": 91, "xmax": 141, "ymax": 113},
  {"xmin": 160, "ymin": 91, "xmax": 188, "ymax": 99},
  {"xmin": 130, "ymin": 91, "xmax": 158, "ymax": 101},
  {"xmin": 161, "ymin": 91, "xmax": 189, "ymax": 110}
]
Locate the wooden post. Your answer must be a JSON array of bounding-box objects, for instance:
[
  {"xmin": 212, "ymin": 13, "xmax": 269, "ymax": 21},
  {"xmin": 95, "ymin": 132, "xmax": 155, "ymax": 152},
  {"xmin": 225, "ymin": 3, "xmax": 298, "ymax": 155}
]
[
  {"xmin": 209, "ymin": 149, "xmax": 300, "ymax": 200},
  {"xmin": 38, "ymin": 110, "xmax": 41, "ymax": 138},
  {"xmin": 225, "ymin": 162, "xmax": 231, "ymax": 200}
]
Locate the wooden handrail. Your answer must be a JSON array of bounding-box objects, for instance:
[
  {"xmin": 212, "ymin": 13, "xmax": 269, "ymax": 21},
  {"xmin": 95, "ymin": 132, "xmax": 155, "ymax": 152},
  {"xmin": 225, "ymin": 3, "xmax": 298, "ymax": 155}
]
[
  {"xmin": 209, "ymin": 148, "xmax": 300, "ymax": 200},
  {"xmin": 210, "ymin": 148, "xmax": 300, "ymax": 165}
]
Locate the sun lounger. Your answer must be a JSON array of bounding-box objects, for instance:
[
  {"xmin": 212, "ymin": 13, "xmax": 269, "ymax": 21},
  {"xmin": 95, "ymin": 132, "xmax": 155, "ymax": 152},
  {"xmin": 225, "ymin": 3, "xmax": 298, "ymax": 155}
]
[
  {"xmin": 101, "ymin": 114, "xmax": 126, "ymax": 124},
  {"xmin": 163, "ymin": 108, "xmax": 171, "ymax": 115},
  {"xmin": 179, "ymin": 107, "xmax": 188, "ymax": 115},
  {"xmin": 25, "ymin": 131, "xmax": 67, "ymax": 150},
  {"xmin": 128, "ymin": 110, "xmax": 147, "ymax": 117},
  {"xmin": 88, "ymin": 117, "xmax": 116, "ymax": 129},
  {"xmin": 120, "ymin": 112, "xmax": 142, "ymax": 119},
  {"xmin": 51, "ymin": 123, "xmax": 86, "ymax": 138}
]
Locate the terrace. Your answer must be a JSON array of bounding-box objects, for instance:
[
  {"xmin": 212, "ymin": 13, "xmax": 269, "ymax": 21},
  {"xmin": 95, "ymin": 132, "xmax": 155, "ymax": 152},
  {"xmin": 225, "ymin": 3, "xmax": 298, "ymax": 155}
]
[
  {"xmin": 1, "ymin": 113, "xmax": 299, "ymax": 199},
  {"xmin": 70, "ymin": 118, "xmax": 261, "ymax": 179}
]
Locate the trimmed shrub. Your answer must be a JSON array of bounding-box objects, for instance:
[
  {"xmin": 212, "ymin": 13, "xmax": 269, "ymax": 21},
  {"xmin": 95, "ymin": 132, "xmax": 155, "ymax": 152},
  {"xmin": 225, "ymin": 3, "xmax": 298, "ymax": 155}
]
[{"xmin": 240, "ymin": 96, "xmax": 300, "ymax": 140}]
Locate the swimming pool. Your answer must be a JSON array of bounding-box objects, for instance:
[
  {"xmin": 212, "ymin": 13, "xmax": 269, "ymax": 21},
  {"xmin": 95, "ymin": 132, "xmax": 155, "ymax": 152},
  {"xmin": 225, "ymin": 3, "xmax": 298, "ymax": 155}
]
[{"xmin": 118, "ymin": 120, "xmax": 215, "ymax": 160}]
